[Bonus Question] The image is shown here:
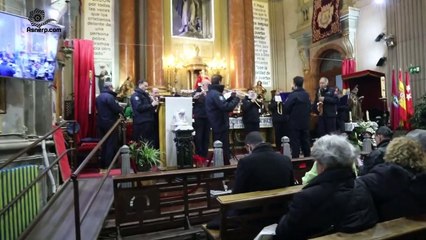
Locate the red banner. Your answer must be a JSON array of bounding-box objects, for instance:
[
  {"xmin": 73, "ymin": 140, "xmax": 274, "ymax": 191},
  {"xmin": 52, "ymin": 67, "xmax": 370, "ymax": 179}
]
[
  {"xmin": 405, "ymin": 71, "xmax": 414, "ymax": 129},
  {"xmin": 312, "ymin": 0, "xmax": 341, "ymax": 43},
  {"xmin": 398, "ymin": 69, "xmax": 407, "ymax": 124},
  {"xmin": 391, "ymin": 69, "xmax": 400, "ymax": 130}
]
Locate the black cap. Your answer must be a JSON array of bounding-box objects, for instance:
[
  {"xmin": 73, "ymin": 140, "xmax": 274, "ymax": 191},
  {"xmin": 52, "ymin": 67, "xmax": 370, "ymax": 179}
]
[
  {"xmin": 376, "ymin": 126, "xmax": 393, "ymax": 138},
  {"xmin": 245, "ymin": 131, "xmax": 264, "ymax": 145}
]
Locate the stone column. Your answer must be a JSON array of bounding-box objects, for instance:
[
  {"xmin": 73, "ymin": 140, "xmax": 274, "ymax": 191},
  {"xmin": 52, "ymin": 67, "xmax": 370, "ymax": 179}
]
[
  {"xmin": 119, "ymin": 0, "xmax": 136, "ymax": 83},
  {"xmin": 229, "ymin": 0, "xmax": 254, "ymax": 90},
  {"xmin": 146, "ymin": 0, "xmax": 165, "ymax": 88}
]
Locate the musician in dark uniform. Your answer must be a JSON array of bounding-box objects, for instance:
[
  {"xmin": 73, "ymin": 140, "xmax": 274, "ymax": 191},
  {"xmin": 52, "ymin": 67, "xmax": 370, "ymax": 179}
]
[
  {"xmin": 193, "ymin": 79, "xmax": 211, "ymax": 158},
  {"xmin": 205, "ymin": 74, "xmax": 240, "ymax": 165},
  {"xmin": 268, "ymin": 90, "xmax": 289, "ymax": 150},
  {"xmin": 130, "ymin": 80, "xmax": 159, "ymax": 145},
  {"xmin": 283, "ymin": 76, "xmax": 311, "ymax": 158},
  {"xmin": 241, "ymin": 89, "xmax": 261, "ymax": 134},
  {"xmin": 313, "ymin": 77, "xmax": 338, "ymax": 137}
]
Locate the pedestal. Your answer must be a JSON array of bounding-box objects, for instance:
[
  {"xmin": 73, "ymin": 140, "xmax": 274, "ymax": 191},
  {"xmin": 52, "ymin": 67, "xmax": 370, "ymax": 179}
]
[{"xmin": 173, "ymin": 129, "xmax": 194, "ymax": 169}]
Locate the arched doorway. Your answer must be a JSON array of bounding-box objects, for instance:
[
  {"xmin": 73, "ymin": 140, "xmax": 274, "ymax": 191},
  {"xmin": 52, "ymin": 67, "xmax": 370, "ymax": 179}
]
[{"xmin": 318, "ymin": 50, "xmax": 342, "ymax": 88}]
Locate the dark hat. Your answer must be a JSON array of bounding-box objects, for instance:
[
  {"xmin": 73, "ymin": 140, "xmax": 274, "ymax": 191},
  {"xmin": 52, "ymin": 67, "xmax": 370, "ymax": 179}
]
[
  {"xmin": 245, "ymin": 131, "xmax": 264, "ymax": 145},
  {"xmin": 376, "ymin": 126, "xmax": 393, "ymax": 138}
]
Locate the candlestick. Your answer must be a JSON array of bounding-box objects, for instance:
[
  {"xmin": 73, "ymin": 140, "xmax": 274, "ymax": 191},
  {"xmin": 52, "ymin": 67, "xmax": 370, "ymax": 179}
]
[
  {"xmin": 366, "ymin": 110, "xmax": 370, "ymax": 122},
  {"xmin": 380, "ymin": 76, "xmax": 386, "ymax": 99},
  {"xmin": 349, "ymin": 111, "xmax": 352, "ymax": 122}
]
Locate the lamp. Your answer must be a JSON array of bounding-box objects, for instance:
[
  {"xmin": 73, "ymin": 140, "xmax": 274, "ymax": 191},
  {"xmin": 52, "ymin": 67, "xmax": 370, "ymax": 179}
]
[
  {"xmin": 375, "ymin": 33, "xmax": 396, "ymax": 48},
  {"xmin": 375, "ymin": 33, "xmax": 385, "ymax": 42},
  {"xmin": 384, "ymin": 35, "xmax": 396, "ymax": 47},
  {"xmin": 207, "ymin": 57, "xmax": 227, "ymax": 75},
  {"xmin": 163, "ymin": 55, "xmax": 183, "ymax": 92},
  {"xmin": 376, "ymin": 57, "xmax": 387, "ymax": 67}
]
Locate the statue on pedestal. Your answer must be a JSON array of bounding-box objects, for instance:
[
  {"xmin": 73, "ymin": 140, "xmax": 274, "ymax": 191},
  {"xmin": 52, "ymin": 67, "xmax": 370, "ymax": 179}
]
[{"xmin": 348, "ymin": 85, "xmax": 364, "ymax": 122}]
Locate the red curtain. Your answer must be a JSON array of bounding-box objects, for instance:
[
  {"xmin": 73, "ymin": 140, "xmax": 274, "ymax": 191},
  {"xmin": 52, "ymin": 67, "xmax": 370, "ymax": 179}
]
[
  {"xmin": 342, "ymin": 58, "xmax": 356, "ymax": 90},
  {"xmin": 73, "ymin": 39, "xmax": 96, "ymax": 139}
]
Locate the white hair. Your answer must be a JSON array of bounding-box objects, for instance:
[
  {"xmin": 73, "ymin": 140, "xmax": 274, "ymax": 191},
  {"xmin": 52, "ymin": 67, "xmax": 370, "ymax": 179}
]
[
  {"xmin": 320, "ymin": 77, "xmax": 329, "ymax": 84},
  {"xmin": 311, "ymin": 134, "xmax": 358, "ymax": 169}
]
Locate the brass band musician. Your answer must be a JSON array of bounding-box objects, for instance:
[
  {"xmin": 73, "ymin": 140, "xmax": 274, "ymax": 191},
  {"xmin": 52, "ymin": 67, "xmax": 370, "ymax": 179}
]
[{"xmin": 313, "ymin": 77, "xmax": 338, "ymax": 137}]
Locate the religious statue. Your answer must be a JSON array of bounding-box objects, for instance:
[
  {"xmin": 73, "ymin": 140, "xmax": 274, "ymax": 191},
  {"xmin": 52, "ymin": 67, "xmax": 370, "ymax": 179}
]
[
  {"xmin": 348, "ymin": 85, "xmax": 364, "ymax": 122},
  {"xmin": 172, "ymin": 109, "xmax": 194, "ymax": 131},
  {"xmin": 254, "ymin": 81, "xmax": 267, "ymax": 100},
  {"xmin": 117, "ymin": 76, "xmax": 135, "ymax": 104}
]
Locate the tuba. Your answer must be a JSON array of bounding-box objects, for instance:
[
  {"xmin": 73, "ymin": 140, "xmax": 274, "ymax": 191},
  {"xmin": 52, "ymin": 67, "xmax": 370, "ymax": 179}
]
[{"xmin": 317, "ymin": 88, "xmax": 324, "ymax": 116}]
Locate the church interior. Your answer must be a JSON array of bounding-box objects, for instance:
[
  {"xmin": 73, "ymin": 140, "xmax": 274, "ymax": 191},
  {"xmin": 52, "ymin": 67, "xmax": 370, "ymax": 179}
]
[{"xmin": 0, "ymin": 0, "xmax": 426, "ymax": 239}]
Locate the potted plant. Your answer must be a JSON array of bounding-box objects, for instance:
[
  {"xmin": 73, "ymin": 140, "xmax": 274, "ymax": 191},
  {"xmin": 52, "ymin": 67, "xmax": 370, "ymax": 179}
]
[
  {"xmin": 129, "ymin": 140, "xmax": 162, "ymax": 172},
  {"xmin": 411, "ymin": 94, "xmax": 426, "ymax": 129}
]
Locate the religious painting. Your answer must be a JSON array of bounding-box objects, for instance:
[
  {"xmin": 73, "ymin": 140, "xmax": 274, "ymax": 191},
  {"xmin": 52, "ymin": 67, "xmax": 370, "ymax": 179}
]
[
  {"xmin": 171, "ymin": 0, "xmax": 214, "ymax": 40},
  {"xmin": 312, "ymin": 0, "xmax": 341, "ymax": 43},
  {"xmin": 0, "ymin": 78, "xmax": 5, "ymax": 113}
]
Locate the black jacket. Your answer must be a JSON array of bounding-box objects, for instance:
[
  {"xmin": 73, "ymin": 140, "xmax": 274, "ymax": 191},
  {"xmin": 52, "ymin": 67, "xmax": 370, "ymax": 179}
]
[
  {"xmin": 313, "ymin": 87, "xmax": 338, "ymax": 117},
  {"xmin": 205, "ymin": 84, "xmax": 240, "ymax": 132},
  {"xmin": 359, "ymin": 139, "xmax": 390, "ymax": 175},
  {"xmin": 268, "ymin": 99, "xmax": 288, "ymax": 123},
  {"xmin": 358, "ymin": 163, "xmax": 426, "ymax": 221},
  {"xmin": 130, "ymin": 88, "xmax": 156, "ymax": 125},
  {"xmin": 95, "ymin": 89, "xmax": 122, "ymax": 129},
  {"xmin": 275, "ymin": 168, "xmax": 378, "ymax": 240},
  {"xmin": 241, "ymin": 96, "xmax": 261, "ymax": 124},
  {"xmin": 233, "ymin": 143, "xmax": 294, "ymax": 194},
  {"xmin": 193, "ymin": 87, "xmax": 208, "ymax": 118},
  {"xmin": 283, "ymin": 88, "xmax": 311, "ymax": 130}
]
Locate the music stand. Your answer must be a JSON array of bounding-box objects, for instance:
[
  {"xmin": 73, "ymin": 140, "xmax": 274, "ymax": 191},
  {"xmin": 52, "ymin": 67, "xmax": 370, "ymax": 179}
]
[{"xmin": 280, "ymin": 92, "xmax": 291, "ymax": 102}]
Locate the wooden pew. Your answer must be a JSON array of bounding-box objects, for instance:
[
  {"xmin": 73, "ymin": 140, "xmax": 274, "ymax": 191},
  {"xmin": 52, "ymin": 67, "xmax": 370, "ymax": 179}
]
[
  {"xmin": 291, "ymin": 156, "xmax": 315, "ymax": 184},
  {"xmin": 202, "ymin": 185, "xmax": 303, "ymax": 240},
  {"xmin": 113, "ymin": 165, "xmax": 237, "ymax": 237},
  {"xmin": 311, "ymin": 215, "xmax": 426, "ymax": 240}
]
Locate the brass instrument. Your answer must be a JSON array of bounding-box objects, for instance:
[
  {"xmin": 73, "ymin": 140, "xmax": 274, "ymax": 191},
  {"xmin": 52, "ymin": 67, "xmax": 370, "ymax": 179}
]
[
  {"xmin": 317, "ymin": 88, "xmax": 324, "ymax": 116},
  {"xmin": 277, "ymin": 101, "xmax": 283, "ymax": 115},
  {"xmin": 223, "ymin": 89, "xmax": 249, "ymax": 100}
]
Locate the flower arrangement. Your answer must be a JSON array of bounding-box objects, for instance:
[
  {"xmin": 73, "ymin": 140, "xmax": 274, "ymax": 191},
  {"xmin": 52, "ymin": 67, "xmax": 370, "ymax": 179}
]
[
  {"xmin": 348, "ymin": 121, "xmax": 379, "ymax": 147},
  {"xmin": 128, "ymin": 140, "xmax": 161, "ymax": 172}
]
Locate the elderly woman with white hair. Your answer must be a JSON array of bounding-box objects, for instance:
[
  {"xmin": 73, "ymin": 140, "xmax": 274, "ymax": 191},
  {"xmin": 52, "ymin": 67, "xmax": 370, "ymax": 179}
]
[{"xmin": 275, "ymin": 135, "xmax": 377, "ymax": 240}]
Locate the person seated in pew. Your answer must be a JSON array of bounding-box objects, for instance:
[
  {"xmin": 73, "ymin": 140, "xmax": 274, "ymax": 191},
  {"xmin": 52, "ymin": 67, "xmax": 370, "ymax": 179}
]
[
  {"xmin": 275, "ymin": 134, "xmax": 378, "ymax": 240},
  {"xmin": 358, "ymin": 126, "xmax": 393, "ymax": 175},
  {"xmin": 206, "ymin": 131, "xmax": 294, "ymax": 229},
  {"xmin": 357, "ymin": 136, "xmax": 426, "ymax": 221}
]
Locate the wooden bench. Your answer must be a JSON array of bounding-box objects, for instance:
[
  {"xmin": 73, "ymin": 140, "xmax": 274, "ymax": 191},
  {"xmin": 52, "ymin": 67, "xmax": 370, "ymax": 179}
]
[
  {"xmin": 202, "ymin": 185, "xmax": 303, "ymax": 240},
  {"xmin": 113, "ymin": 165, "xmax": 238, "ymax": 237},
  {"xmin": 311, "ymin": 215, "xmax": 426, "ymax": 240},
  {"xmin": 291, "ymin": 157, "xmax": 315, "ymax": 184}
]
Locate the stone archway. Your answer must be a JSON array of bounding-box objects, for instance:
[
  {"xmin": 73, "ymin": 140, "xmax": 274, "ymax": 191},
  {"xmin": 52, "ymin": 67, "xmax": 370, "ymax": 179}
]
[{"xmin": 308, "ymin": 44, "xmax": 346, "ymax": 98}]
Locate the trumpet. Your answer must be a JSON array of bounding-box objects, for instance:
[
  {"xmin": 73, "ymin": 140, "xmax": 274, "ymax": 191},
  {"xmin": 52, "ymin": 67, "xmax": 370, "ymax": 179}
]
[
  {"xmin": 223, "ymin": 89, "xmax": 249, "ymax": 100},
  {"xmin": 317, "ymin": 88, "xmax": 324, "ymax": 116}
]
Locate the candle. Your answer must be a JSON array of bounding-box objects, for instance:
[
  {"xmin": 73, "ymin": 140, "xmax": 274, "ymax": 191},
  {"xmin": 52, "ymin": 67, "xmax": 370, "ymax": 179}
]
[
  {"xmin": 349, "ymin": 111, "xmax": 352, "ymax": 122},
  {"xmin": 380, "ymin": 76, "xmax": 386, "ymax": 98},
  {"xmin": 366, "ymin": 110, "xmax": 370, "ymax": 121}
]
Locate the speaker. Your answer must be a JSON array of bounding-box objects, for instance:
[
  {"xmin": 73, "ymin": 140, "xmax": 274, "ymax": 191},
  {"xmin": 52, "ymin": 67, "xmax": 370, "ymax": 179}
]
[{"xmin": 376, "ymin": 57, "xmax": 387, "ymax": 67}]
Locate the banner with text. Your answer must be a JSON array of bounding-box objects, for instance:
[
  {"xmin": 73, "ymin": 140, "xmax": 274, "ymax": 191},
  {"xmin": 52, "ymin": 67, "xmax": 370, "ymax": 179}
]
[
  {"xmin": 83, "ymin": 0, "xmax": 115, "ymax": 94},
  {"xmin": 253, "ymin": 1, "xmax": 272, "ymax": 88}
]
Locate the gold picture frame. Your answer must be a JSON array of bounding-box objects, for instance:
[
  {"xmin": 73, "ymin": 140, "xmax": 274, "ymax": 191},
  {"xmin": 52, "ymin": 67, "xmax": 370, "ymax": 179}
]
[{"xmin": 0, "ymin": 78, "xmax": 5, "ymax": 114}]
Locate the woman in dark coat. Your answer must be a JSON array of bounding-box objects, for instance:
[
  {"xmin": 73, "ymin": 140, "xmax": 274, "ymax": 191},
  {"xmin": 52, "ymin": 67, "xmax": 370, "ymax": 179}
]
[
  {"xmin": 358, "ymin": 137, "xmax": 426, "ymax": 221},
  {"xmin": 275, "ymin": 134, "xmax": 377, "ymax": 240}
]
